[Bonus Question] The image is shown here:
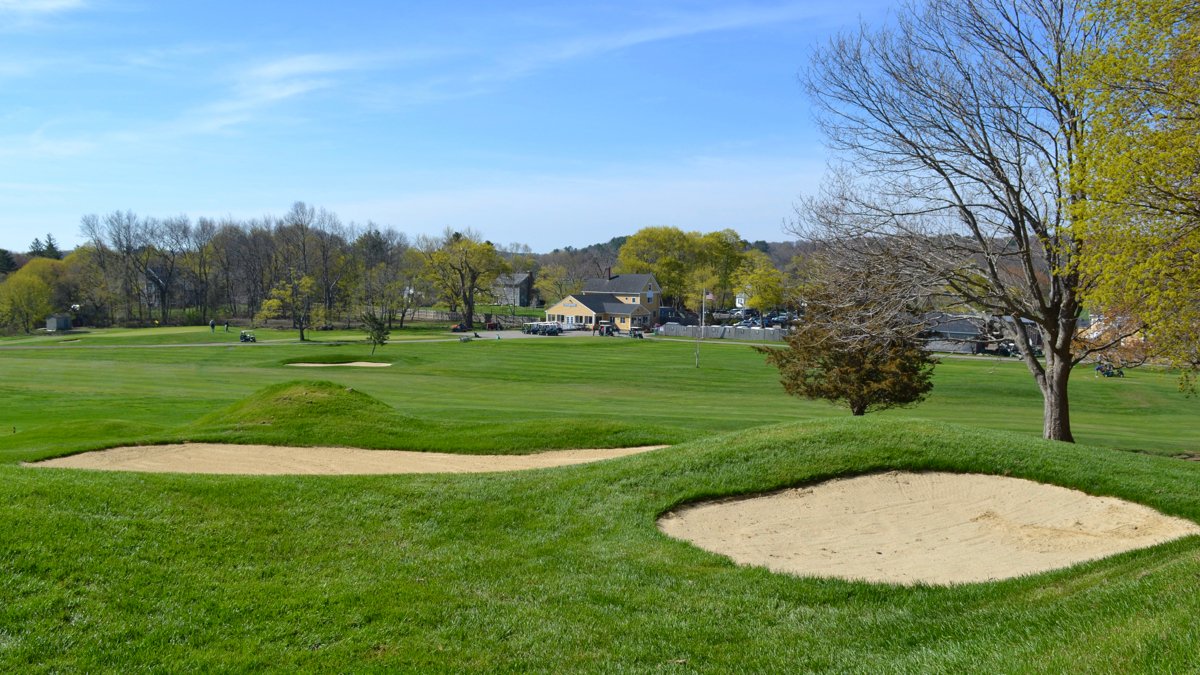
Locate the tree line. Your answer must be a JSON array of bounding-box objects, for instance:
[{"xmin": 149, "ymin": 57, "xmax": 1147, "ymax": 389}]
[
  {"xmin": 0, "ymin": 202, "xmax": 801, "ymax": 335},
  {"xmin": 0, "ymin": 203, "xmax": 530, "ymax": 334}
]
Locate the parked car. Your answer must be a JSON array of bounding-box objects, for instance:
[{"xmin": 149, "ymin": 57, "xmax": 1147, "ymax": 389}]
[
  {"xmin": 764, "ymin": 312, "xmax": 797, "ymax": 327},
  {"xmin": 657, "ymin": 307, "xmax": 699, "ymax": 326}
]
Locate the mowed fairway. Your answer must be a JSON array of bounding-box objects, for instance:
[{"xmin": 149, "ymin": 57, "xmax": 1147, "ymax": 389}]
[{"xmin": 1, "ymin": 327, "xmax": 1198, "ymax": 670}]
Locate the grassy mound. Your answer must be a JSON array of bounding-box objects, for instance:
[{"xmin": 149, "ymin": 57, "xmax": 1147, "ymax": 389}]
[
  {"xmin": 185, "ymin": 380, "xmax": 403, "ymax": 447},
  {"xmin": 181, "ymin": 380, "xmax": 690, "ymax": 453}
]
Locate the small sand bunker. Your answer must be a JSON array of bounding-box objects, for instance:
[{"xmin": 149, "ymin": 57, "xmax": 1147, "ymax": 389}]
[
  {"xmin": 286, "ymin": 362, "xmax": 391, "ymax": 368},
  {"xmin": 658, "ymin": 471, "xmax": 1200, "ymax": 585},
  {"xmin": 30, "ymin": 443, "xmax": 665, "ymax": 475}
]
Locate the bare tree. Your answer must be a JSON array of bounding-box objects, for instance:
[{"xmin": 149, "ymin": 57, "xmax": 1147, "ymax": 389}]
[
  {"xmin": 187, "ymin": 217, "xmax": 218, "ymax": 321},
  {"xmin": 799, "ymin": 0, "xmax": 1137, "ymax": 442},
  {"xmin": 311, "ymin": 209, "xmax": 350, "ymax": 325}
]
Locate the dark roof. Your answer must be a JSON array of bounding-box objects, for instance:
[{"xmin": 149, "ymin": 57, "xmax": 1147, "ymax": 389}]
[
  {"xmin": 923, "ymin": 313, "xmax": 987, "ymax": 339},
  {"xmin": 582, "ymin": 274, "xmax": 657, "ymax": 294},
  {"xmin": 495, "ymin": 272, "xmax": 531, "ymax": 286},
  {"xmin": 602, "ymin": 302, "xmax": 647, "ymax": 316},
  {"xmin": 560, "ymin": 294, "xmax": 612, "ymax": 313}
]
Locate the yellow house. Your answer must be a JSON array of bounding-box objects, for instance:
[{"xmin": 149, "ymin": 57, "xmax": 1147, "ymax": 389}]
[{"xmin": 543, "ymin": 273, "xmax": 661, "ymax": 331}]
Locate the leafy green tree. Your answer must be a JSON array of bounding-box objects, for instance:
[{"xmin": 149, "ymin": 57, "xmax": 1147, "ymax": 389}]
[
  {"xmin": 1075, "ymin": 0, "xmax": 1200, "ymax": 374},
  {"xmin": 62, "ymin": 247, "xmax": 116, "ymax": 327},
  {"xmin": 616, "ymin": 226, "xmax": 697, "ymax": 307},
  {"xmin": 0, "ymin": 258, "xmax": 65, "ymax": 333},
  {"xmin": 257, "ymin": 274, "xmax": 320, "ymax": 340},
  {"xmin": 419, "ymin": 229, "xmax": 510, "ymax": 330},
  {"xmin": 0, "ymin": 275, "xmax": 53, "ymax": 333},
  {"xmin": 689, "ymin": 229, "xmax": 745, "ymax": 310},
  {"xmin": 735, "ymin": 250, "xmax": 785, "ymax": 318},
  {"xmin": 533, "ymin": 263, "xmax": 583, "ymax": 306}
]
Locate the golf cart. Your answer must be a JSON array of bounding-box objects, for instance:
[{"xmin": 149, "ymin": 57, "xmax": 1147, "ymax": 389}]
[{"xmin": 239, "ymin": 330, "xmax": 256, "ymax": 343}]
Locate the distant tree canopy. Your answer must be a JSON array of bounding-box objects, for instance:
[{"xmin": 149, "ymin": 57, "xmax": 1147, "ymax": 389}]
[
  {"xmin": 418, "ymin": 229, "xmax": 510, "ymax": 330},
  {"xmin": 615, "ymin": 226, "xmax": 800, "ymax": 314},
  {"xmin": 28, "ymin": 234, "xmax": 63, "ymax": 260},
  {"xmin": 0, "ymin": 248, "xmax": 16, "ymax": 275},
  {"xmin": 0, "ymin": 200, "xmax": 802, "ymax": 336},
  {"xmin": 0, "ymin": 257, "xmax": 67, "ymax": 333},
  {"xmin": 533, "ymin": 263, "xmax": 583, "ymax": 306}
]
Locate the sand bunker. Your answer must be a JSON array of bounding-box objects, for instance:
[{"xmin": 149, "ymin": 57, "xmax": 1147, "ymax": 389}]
[
  {"xmin": 286, "ymin": 362, "xmax": 391, "ymax": 368},
  {"xmin": 658, "ymin": 471, "xmax": 1200, "ymax": 585},
  {"xmin": 30, "ymin": 443, "xmax": 665, "ymax": 475}
]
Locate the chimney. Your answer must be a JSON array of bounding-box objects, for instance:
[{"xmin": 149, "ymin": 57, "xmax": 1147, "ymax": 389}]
[{"xmin": 606, "ymin": 266, "xmax": 613, "ymax": 280}]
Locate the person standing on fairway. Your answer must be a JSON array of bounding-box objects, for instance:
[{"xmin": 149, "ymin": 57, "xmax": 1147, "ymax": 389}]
[{"xmin": 209, "ymin": 319, "xmax": 215, "ymax": 332}]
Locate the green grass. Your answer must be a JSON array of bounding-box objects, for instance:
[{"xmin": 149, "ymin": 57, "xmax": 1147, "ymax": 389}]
[
  {"xmin": 2, "ymin": 420, "xmax": 1199, "ymax": 670},
  {"xmin": 0, "ymin": 335, "xmax": 1195, "ymax": 460},
  {"xmin": 0, "ymin": 330, "xmax": 1198, "ymax": 670}
]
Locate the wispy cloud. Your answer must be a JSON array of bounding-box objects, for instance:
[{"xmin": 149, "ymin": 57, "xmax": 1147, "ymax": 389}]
[
  {"xmin": 0, "ymin": 0, "xmax": 86, "ymax": 13},
  {"xmin": 370, "ymin": 2, "xmax": 828, "ymax": 105},
  {"xmin": 526, "ymin": 3, "xmax": 828, "ymax": 68},
  {"xmin": 0, "ymin": 127, "xmax": 96, "ymax": 159},
  {"xmin": 179, "ymin": 52, "xmax": 394, "ymax": 133}
]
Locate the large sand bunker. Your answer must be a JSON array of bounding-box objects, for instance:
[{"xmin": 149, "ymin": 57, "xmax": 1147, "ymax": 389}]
[
  {"xmin": 285, "ymin": 362, "xmax": 391, "ymax": 368},
  {"xmin": 658, "ymin": 471, "xmax": 1200, "ymax": 585},
  {"xmin": 30, "ymin": 443, "xmax": 665, "ymax": 475}
]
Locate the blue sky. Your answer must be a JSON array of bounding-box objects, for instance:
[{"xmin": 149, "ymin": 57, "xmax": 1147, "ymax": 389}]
[{"xmin": 0, "ymin": 0, "xmax": 891, "ymax": 253}]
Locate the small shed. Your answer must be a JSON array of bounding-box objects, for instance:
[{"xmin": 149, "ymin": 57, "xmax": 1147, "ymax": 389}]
[{"xmin": 46, "ymin": 314, "xmax": 72, "ymax": 332}]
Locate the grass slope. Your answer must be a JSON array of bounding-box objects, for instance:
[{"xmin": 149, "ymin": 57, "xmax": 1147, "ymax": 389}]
[
  {"xmin": 2, "ymin": 420, "xmax": 1199, "ymax": 671},
  {"xmin": 181, "ymin": 380, "xmax": 685, "ymax": 452}
]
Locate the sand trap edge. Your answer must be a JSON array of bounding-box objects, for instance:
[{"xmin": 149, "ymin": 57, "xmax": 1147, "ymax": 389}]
[{"xmin": 25, "ymin": 443, "xmax": 668, "ymax": 476}]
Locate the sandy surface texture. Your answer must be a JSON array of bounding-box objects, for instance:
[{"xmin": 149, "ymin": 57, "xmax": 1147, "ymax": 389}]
[
  {"xmin": 29, "ymin": 443, "xmax": 665, "ymax": 475},
  {"xmin": 285, "ymin": 362, "xmax": 392, "ymax": 368},
  {"xmin": 658, "ymin": 471, "xmax": 1200, "ymax": 585}
]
